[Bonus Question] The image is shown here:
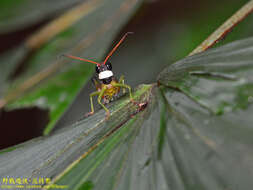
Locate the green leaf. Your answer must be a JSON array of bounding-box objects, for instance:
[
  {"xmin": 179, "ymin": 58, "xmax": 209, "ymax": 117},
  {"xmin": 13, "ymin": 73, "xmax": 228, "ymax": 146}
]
[{"xmin": 4, "ymin": 0, "xmax": 144, "ymax": 135}]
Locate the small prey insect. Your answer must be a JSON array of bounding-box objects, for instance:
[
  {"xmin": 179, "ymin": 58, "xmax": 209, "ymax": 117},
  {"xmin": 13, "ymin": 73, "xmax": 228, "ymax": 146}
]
[{"xmin": 64, "ymin": 32, "xmax": 138, "ymax": 119}]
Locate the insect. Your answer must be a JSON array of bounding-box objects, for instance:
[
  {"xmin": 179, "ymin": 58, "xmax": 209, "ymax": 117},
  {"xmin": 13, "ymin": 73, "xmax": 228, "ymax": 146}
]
[{"xmin": 64, "ymin": 32, "xmax": 137, "ymax": 119}]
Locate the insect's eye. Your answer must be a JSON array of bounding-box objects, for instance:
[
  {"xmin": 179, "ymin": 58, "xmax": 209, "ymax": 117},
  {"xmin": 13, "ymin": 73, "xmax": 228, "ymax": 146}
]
[
  {"xmin": 105, "ymin": 62, "xmax": 112, "ymax": 70},
  {"xmin": 95, "ymin": 65, "xmax": 100, "ymax": 73}
]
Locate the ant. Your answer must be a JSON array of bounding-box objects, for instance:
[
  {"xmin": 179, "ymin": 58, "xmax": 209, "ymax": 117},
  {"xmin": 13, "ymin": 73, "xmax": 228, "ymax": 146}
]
[{"xmin": 64, "ymin": 32, "xmax": 140, "ymax": 119}]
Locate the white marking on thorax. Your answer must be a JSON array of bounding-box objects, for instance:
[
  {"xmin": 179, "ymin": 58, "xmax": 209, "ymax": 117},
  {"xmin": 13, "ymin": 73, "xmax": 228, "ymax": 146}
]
[{"xmin": 99, "ymin": 70, "xmax": 113, "ymax": 79}]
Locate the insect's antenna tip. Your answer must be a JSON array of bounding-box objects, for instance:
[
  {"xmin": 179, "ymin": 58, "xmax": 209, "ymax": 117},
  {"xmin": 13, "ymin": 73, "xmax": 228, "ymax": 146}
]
[
  {"xmin": 103, "ymin": 32, "xmax": 134, "ymax": 64},
  {"xmin": 59, "ymin": 54, "xmax": 72, "ymax": 60},
  {"xmin": 58, "ymin": 54, "xmax": 65, "ymax": 59}
]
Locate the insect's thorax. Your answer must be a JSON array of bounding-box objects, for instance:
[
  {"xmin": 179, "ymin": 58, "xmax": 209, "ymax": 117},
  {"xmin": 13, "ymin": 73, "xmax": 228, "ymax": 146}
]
[{"xmin": 100, "ymin": 80, "xmax": 120, "ymax": 102}]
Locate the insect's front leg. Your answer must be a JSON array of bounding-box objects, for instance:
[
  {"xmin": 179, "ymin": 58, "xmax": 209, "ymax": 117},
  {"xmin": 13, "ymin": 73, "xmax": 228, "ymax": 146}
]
[
  {"xmin": 97, "ymin": 86, "xmax": 110, "ymax": 119},
  {"xmin": 85, "ymin": 91, "xmax": 100, "ymax": 117}
]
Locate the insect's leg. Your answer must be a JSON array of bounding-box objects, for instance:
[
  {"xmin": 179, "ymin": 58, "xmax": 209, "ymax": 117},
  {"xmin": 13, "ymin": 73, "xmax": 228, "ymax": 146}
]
[
  {"xmin": 113, "ymin": 83, "xmax": 144, "ymax": 110},
  {"xmin": 97, "ymin": 86, "xmax": 110, "ymax": 118},
  {"xmin": 119, "ymin": 75, "xmax": 125, "ymax": 84},
  {"xmin": 86, "ymin": 91, "xmax": 100, "ymax": 116},
  {"xmin": 119, "ymin": 75, "xmax": 126, "ymax": 94},
  {"xmin": 112, "ymin": 83, "xmax": 133, "ymax": 100}
]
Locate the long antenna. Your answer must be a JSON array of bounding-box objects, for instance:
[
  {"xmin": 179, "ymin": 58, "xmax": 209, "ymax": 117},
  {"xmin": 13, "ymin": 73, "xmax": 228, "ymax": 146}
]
[
  {"xmin": 103, "ymin": 32, "xmax": 133, "ymax": 64},
  {"xmin": 63, "ymin": 54, "xmax": 100, "ymax": 65}
]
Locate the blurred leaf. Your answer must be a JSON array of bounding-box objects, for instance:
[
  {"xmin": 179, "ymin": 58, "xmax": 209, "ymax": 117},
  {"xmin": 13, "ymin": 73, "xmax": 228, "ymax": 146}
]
[
  {"xmin": 1, "ymin": 35, "xmax": 253, "ymax": 190},
  {"xmin": 174, "ymin": 0, "xmax": 252, "ymax": 59},
  {"xmin": 0, "ymin": 0, "xmax": 84, "ymax": 33},
  {"xmin": 0, "ymin": 47, "xmax": 27, "ymax": 97},
  {"xmin": 3, "ymin": 0, "xmax": 144, "ymax": 134}
]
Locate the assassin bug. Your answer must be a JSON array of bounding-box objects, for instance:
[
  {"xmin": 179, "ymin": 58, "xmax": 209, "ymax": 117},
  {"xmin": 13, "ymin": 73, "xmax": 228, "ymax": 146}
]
[{"xmin": 64, "ymin": 32, "xmax": 138, "ymax": 119}]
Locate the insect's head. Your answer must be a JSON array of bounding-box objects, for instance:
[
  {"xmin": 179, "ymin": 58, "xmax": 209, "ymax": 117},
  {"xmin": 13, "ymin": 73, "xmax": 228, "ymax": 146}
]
[
  {"xmin": 63, "ymin": 32, "xmax": 133, "ymax": 85},
  {"xmin": 96, "ymin": 61, "xmax": 113, "ymax": 84}
]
